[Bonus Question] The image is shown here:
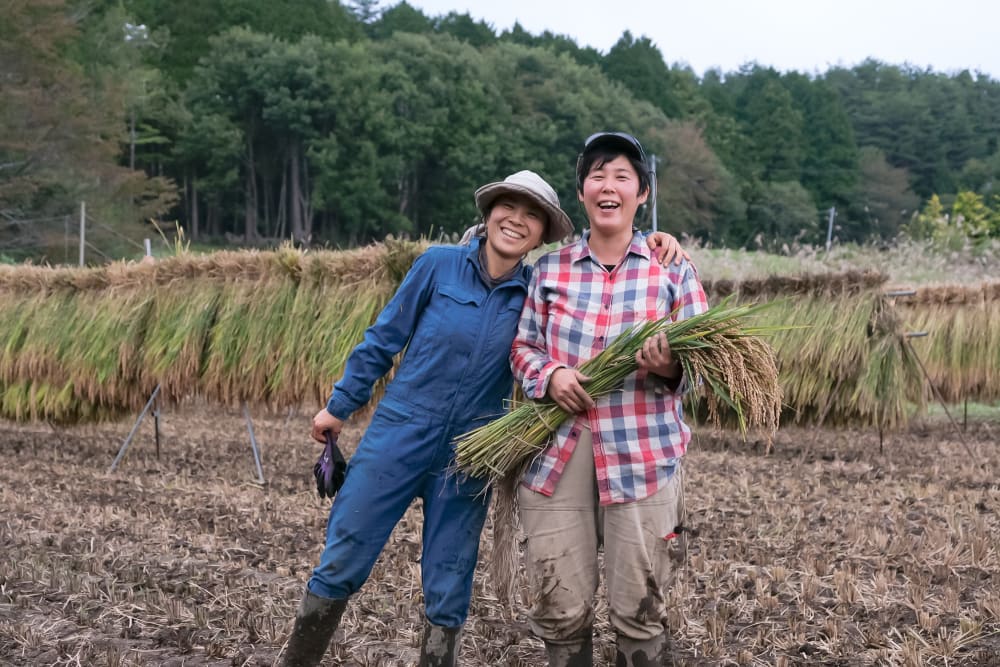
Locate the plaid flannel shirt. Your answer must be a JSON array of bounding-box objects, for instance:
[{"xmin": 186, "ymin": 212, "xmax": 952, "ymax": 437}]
[{"xmin": 511, "ymin": 230, "xmax": 709, "ymax": 504}]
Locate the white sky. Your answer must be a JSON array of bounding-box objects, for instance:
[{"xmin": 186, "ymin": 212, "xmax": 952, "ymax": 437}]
[{"xmin": 404, "ymin": 0, "xmax": 1000, "ymax": 78}]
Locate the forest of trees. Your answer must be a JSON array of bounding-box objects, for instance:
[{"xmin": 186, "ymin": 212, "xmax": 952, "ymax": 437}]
[{"xmin": 3, "ymin": 0, "xmax": 1000, "ymax": 262}]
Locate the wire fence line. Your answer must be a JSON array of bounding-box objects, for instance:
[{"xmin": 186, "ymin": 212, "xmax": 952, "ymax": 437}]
[{"xmin": 1, "ymin": 203, "xmax": 152, "ymax": 265}]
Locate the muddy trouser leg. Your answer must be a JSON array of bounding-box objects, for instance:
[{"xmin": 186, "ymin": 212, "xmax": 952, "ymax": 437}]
[
  {"xmin": 416, "ymin": 447, "xmax": 491, "ymax": 665},
  {"xmin": 281, "ymin": 589, "xmax": 348, "ymax": 667},
  {"xmin": 606, "ymin": 461, "xmax": 684, "ymax": 667},
  {"xmin": 518, "ymin": 429, "xmax": 600, "ymax": 666},
  {"xmin": 301, "ymin": 411, "xmax": 438, "ymax": 661}
]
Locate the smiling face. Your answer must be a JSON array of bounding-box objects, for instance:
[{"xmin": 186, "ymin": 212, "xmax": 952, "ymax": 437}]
[
  {"xmin": 483, "ymin": 194, "xmax": 548, "ymax": 265},
  {"xmin": 578, "ymin": 154, "xmax": 649, "ymax": 239}
]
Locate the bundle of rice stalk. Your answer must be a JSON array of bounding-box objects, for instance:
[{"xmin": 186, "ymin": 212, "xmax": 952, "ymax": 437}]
[
  {"xmin": 705, "ymin": 269, "xmax": 888, "ymax": 302},
  {"xmin": 139, "ymin": 284, "xmax": 221, "ymax": 405},
  {"xmin": 275, "ymin": 249, "xmax": 383, "ymax": 407},
  {"xmin": 60, "ymin": 289, "xmax": 154, "ymax": 412},
  {"xmin": 200, "ymin": 254, "xmax": 301, "ymax": 408},
  {"xmin": 986, "ymin": 294, "xmax": 1000, "ymax": 402},
  {"xmin": 769, "ymin": 295, "xmax": 877, "ymax": 427},
  {"xmin": 454, "ymin": 300, "xmax": 783, "ymax": 483},
  {"xmin": 849, "ymin": 295, "xmax": 926, "ymax": 431},
  {"xmin": 9, "ymin": 291, "xmax": 77, "ymax": 391},
  {"xmin": 0, "ymin": 293, "xmax": 35, "ymax": 385},
  {"xmin": 895, "ymin": 285, "xmax": 996, "ymax": 404},
  {"xmin": 278, "ymin": 241, "xmax": 424, "ymax": 408}
]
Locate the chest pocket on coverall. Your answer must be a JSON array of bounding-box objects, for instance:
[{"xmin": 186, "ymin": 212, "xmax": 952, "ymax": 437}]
[{"xmin": 430, "ymin": 284, "xmax": 483, "ymax": 354}]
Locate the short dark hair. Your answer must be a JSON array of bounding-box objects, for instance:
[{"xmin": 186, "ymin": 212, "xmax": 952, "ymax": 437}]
[{"xmin": 575, "ymin": 132, "xmax": 651, "ymax": 195}]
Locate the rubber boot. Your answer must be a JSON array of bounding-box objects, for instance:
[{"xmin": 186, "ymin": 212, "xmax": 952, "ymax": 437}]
[
  {"xmin": 418, "ymin": 620, "xmax": 462, "ymax": 667},
  {"xmin": 543, "ymin": 633, "xmax": 593, "ymax": 667},
  {"xmin": 614, "ymin": 632, "xmax": 670, "ymax": 667},
  {"xmin": 280, "ymin": 588, "xmax": 348, "ymax": 667}
]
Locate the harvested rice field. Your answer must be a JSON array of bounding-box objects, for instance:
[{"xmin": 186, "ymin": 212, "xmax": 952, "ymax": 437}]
[{"xmin": 1, "ymin": 407, "xmax": 998, "ymax": 666}]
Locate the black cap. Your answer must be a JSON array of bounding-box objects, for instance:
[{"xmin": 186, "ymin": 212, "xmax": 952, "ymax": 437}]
[{"xmin": 582, "ymin": 131, "xmax": 648, "ymax": 166}]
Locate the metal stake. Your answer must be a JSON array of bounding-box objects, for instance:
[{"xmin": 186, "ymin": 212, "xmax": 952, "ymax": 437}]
[
  {"xmin": 109, "ymin": 384, "xmax": 161, "ymax": 472},
  {"xmin": 153, "ymin": 393, "xmax": 161, "ymax": 459},
  {"xmin": 905, "ymin": 340, "xmax": 979, "ymax": 465},
  {"xmin": 243, "ymin": 403, "xmax": 266, "ymax": 484}
]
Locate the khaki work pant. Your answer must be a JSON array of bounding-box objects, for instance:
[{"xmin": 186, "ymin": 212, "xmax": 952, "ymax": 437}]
[{"xmin": 518, "ymin": 428, "xmax": 684, "ymax": 642}]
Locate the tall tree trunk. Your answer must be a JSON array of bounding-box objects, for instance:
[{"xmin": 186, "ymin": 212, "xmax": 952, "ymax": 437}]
[
  {"xmin": 275, "ymin": 161, "xmax": 288, "ymax": 241},
  {"xmin": 189, "ymin": 175, "xmax": 200, "ymax": 241},
  {"xmin": 289, "ymin": 140, "xmax": 304, "ymax": 243},
  {"xmin": 399, "ymin": 168, "xmax": 418, "ymax": 237},
  {"xmin": 262, "ymin": 169, "xmax": 273, "ymax": 238},
  {"xmin": 208, "ymin": 203, "xmax": 219, "ymax": 238},
  {"xmin": 301, "ymin": 153, "xmax": 313, "ymax": 242},
  {"xmin": 129, "ymin": 110, "xmax": 136, "ymax": 171},
  {"xmin": 244, "ymin": 140, "xmax": 258, "ymax": 242}
]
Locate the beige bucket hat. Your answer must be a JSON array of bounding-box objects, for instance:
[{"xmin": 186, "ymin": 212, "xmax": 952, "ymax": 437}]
[{"xmin": 474, "ymin": 170, "xmax": 574, "ymax": 244}]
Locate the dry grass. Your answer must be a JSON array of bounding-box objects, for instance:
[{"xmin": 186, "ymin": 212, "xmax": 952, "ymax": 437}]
[
  {"xmin": 1, "ymin": 407, "xmax": 997, "ymax": 666},
  {"xmin": 0, "ymin": 241, "xmax": 427, "ymax": 423},
  {"xmin": 894, "ymin": 283, "xmax": 1000, "ymax": 404},
  {"xmin": 2, "ymin": 249, "xmax": 994, "ymax": 429}
]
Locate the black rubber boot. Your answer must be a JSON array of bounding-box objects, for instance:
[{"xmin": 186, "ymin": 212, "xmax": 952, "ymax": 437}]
[
  {"xmin": 280, "ymin": 589, "xmax": 348, "ymax": 667},
  {"xmin": 418, "ymin": 620, "xmax": 462, "ymax": 667},
  {"xmin": 614, "ymin": 632, "xmax": 670, "ymax": 667},
  {"xmin": 543, "ymin": 632, "xmax": 594, "ymax": 667}
]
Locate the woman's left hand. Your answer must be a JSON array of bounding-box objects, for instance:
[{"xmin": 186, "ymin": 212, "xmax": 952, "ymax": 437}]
[
  {"xmin": 636, "ymin": 332, "xmax": 681, "ymax": 379},
  {"xmin": 646, "ymin": 232, "xmax": 690, "ymax": 267}
]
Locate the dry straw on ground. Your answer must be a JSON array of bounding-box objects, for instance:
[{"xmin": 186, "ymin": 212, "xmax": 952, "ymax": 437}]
[{"xmin": 1, "ymin": 407, "xmax": 997, "ymax": 666}]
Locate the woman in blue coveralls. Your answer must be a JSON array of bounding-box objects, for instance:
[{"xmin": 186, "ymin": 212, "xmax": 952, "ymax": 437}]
[{"xmin": 280, "ymin": 170, "xmax": 686, "ymax": 667}]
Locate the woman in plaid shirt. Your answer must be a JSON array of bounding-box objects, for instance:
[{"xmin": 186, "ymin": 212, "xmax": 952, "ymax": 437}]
[{"xmin": 511, "ymin": 132, "xmax": 709, "ymax": 666}]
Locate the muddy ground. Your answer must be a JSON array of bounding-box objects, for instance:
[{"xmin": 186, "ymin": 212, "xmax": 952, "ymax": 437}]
[{"xmin": 1, "ymin": 406, "xmax": 998, "ymax": 666}]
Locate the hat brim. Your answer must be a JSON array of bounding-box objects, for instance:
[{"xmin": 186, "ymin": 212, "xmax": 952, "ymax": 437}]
[{"xmin": 474, "ymin": 182, "xmax": 574, "ymax": 244}]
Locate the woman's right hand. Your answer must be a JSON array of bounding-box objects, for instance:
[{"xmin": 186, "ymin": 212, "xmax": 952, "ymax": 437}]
[
  {"xmin": 312, "ymin": 408, "xmax": 345, "ymax": 443},
  {"xmin": 546, "ymin": 368, "xmax": 595, "ymax": 414}
]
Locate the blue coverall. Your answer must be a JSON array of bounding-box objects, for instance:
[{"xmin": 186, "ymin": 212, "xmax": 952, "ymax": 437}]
[{"xmin": 307, "ymin": 239, "xmax": 530, "ymax": 627}]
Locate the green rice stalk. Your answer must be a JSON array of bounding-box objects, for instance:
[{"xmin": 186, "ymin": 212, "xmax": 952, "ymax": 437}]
[
  {"xmin": 140, "ymin": 284, "xmax": 222, "ymax": 404},
  {"xmin": 278, "ymin": 244, "xmax": 417, "ymax": 409},
  {"xmin": 850, "ymin": 296, "xmax": 927, "ymax": 430},
  {"xmin": 0, "ymin": 293, "xmax": 35, "ymax": 384},
  {"xmin": 9, "ymin": 291, "xmax": 78, "ymax": 390},
  {"xmin": 62, "ymin": 289, "xmax": 155, "ymax": 411}
]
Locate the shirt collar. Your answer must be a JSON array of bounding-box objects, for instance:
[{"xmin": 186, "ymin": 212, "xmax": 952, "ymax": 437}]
[{"xmin": 571, "ymin": 229, "xmax": 650, "ymax": 264}]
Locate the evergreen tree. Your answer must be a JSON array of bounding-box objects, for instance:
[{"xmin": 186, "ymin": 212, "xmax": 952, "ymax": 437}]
[
  {"xmin": 853, "ymin": 146, "xmax": 920, "ymax": 240},
  {"xmin": 370, "ymin": 1, "xmax": 433, "ymax": 38}
]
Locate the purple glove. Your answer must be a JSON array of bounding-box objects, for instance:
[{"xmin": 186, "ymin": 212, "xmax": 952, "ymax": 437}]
[{"xmin": 313, "ymin": 430, "xmax": 347, "ymax": 499}]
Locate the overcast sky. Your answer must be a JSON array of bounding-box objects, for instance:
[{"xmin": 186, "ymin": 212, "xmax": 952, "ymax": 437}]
[{"xmin": 404, "ymin": 0, "xmax": 999, "ymax": 78}]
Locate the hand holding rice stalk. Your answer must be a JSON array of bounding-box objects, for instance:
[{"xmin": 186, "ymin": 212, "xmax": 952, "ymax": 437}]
[{"xmin": 454, "ymin": 299, "xmax": 784, "ymax": 483}]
